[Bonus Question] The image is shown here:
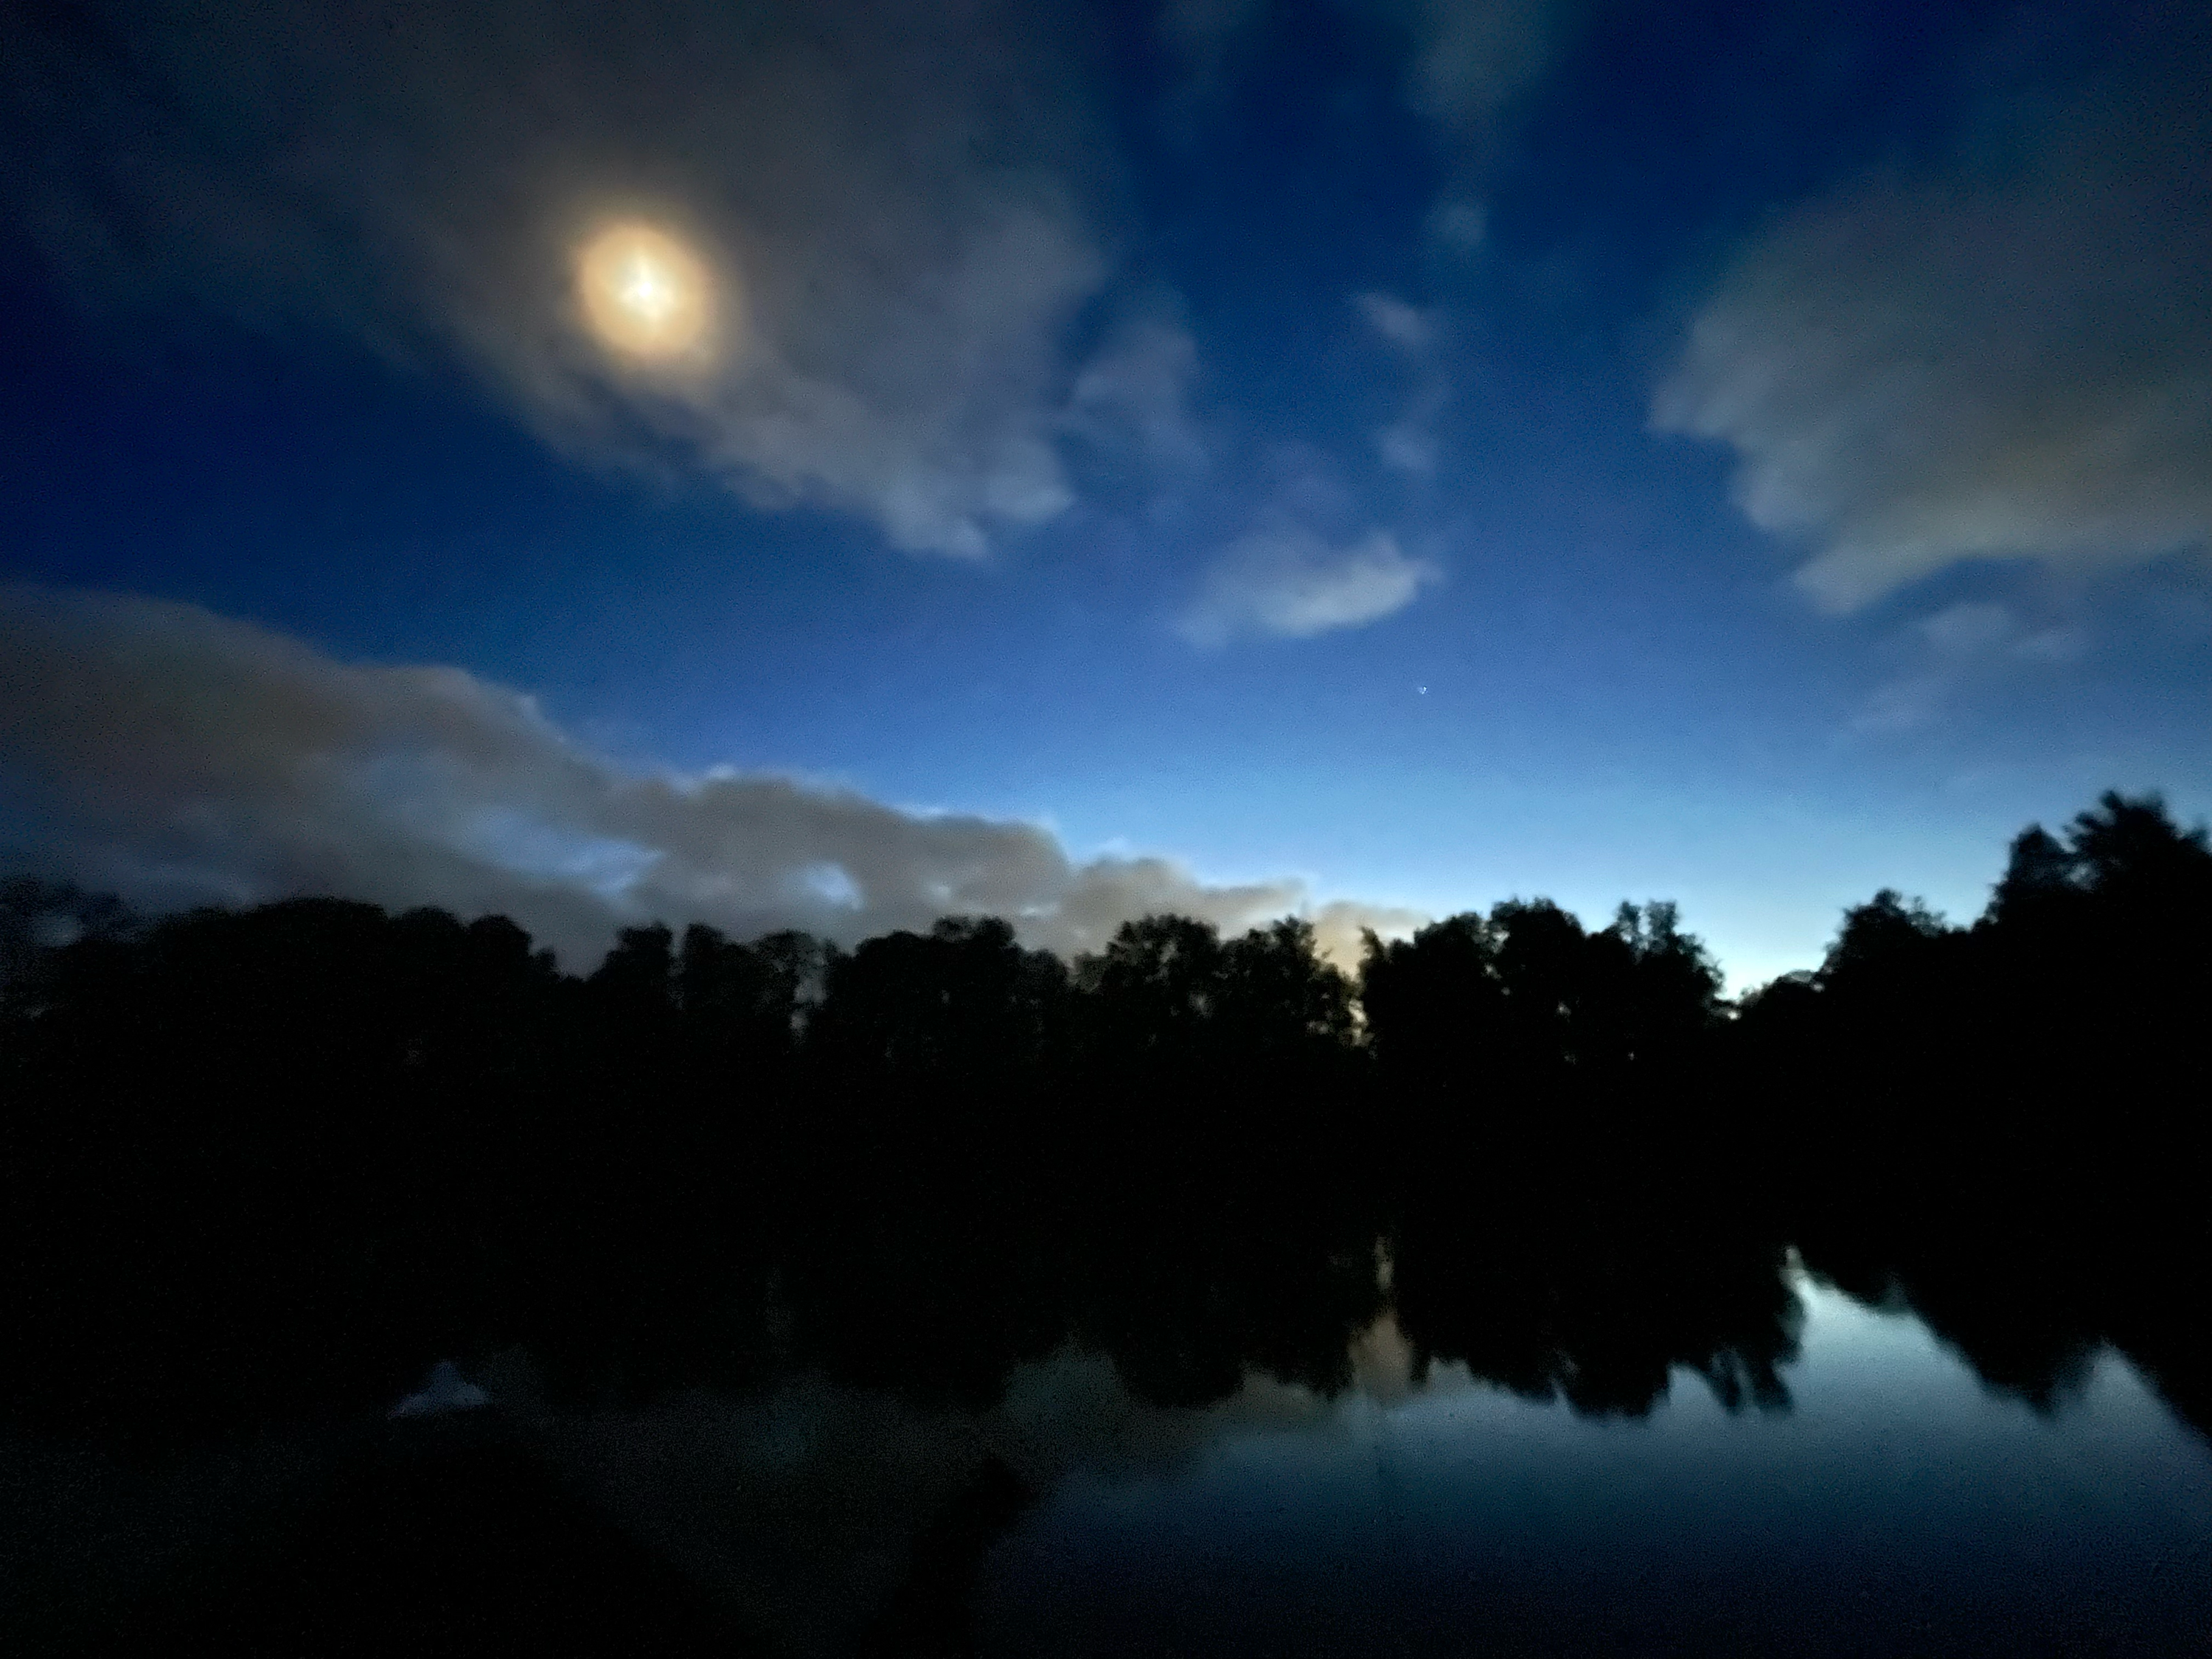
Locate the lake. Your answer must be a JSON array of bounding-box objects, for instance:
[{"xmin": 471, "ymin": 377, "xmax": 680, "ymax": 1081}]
[
  {"xmin": 9, "ymin": 1248, "xmax": 2211, "ymax": 1655},
  {"xmin": 477, "ymin": 1262, "xmax": 2205, "ymax": 1658},
  {"xmin": 975, "ymin": 1277, "xmax": 2212, "ymax": 1657}
]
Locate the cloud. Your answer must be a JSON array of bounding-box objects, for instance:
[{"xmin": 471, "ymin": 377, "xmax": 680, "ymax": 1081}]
[
  {"xmin": 1386, "ymin": 0, "xmax": 1576, "ymax": 247},
  {"xmin": 1062, "ymin": 305, "xmax": 1209, "ymax": 480},
  {"xmin": 1354, "ymin": 293, "xmax": 1450, "ymax": 476},
  {"xmin": 1851, "ymin": 599, "xmax": 2090, "ymax": 734},
  {"xmin": 0, "ymin": 585, "xmax": 1406, "ymax": 967},
  {"xmin": 1374, "ymin": 422, "xmax": 1439, "ymax": 477},
  {"xmin": 1307, "ymin": 899, "xmax": 1427, "ymax": 970},
  {"xmin": 1178, "ymin": 529, "xmax": 1441, "ymax": 645},
  {"xmin": 1374, "ymin": 380, "xmax": 1452, "ymax": 479},
  {"xmin": 1655, "ymin": 35, "xmax": 2211, "ymax": 611},
  {"xmin": 1425, "ymin": 197, "xmax": 1488, "ymax": 254},
  {"xmin": 1356, "ymin": 293, "xmax": 1437, "ymax": 355},
  {"xmin": 1394, "ymin": 0, "xmax": 1568, "ymax": 142},
  {"xmin": 1916, "ymin": 601, "xmax": 2021, "ymax": 660},
  {"xmin": 0, "ymin": 0, "xmax": 1165, "ymax": 560}
]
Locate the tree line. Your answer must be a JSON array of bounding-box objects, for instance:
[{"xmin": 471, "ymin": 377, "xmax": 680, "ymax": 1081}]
[{"xmin": 1, "ymin": 791, "xmax": 2206, "ymax": 1444}]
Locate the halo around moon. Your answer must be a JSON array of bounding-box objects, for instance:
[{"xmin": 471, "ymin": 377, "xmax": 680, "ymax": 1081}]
[{"xmin": 576, "ymin": 222, "xmax": 720, "ymax": 364}]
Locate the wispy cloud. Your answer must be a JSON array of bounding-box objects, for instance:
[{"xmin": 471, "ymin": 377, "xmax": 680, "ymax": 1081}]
[
  {"xmin": 1374, "ymin": 419, "xmax": 1441, "ymax": 478},
  {"xmin": 1395, "ymin": 0, "xmax": 1571, "ymax": 142},
  {"xmin": 1179, "ymin": 528, "xmax": 1441, "ymax": 645},
  {"xmin": 1386, "ymin": 0, "xmax": 1579, "ymax": 255},
  {"xmin": 0, "ymin": 585, "xmax": 1412, "ymax": 966},
  {"xmin": 1063, "ymin": 305, "xmax": 1209, "ymax": 481},
  {"xmin": 1425, "ymin": 197, "xmax": 1487, "ymax": 255},
  {"xmin": 1356, "ymin": 293, "xmax": 1438, "ymax": 355},
  {"xmin": 1851, "ymin": 600, "xmax": 2090, "ymax": 734},
  {"xmin": 1655, "ymin": 25, "xmax": 2211, "ymax": 611},
  {"xmin": 1355, "ymin": 293, "xmax": 1451, "ymax": 477},
  {"xmin": 0, "ymin": 0, "xmax": 1184, "ymax": 561}
]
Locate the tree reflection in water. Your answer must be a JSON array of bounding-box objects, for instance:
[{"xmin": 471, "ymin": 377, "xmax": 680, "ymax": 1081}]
[{"xmin": 1, "ymin": 792, "xmax": 2206, "ymax": 1651}]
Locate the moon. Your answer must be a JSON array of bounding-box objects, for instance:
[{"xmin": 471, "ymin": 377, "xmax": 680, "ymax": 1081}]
[{"xmin": 576, "ymin": 223, "xmax": 717, "ymax": 363}]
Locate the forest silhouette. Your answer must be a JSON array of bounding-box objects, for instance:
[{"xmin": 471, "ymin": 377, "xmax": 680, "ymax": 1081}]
[{"xmin": 4, "ymin": 789, "xmax": 2208, "ymax": 1463}]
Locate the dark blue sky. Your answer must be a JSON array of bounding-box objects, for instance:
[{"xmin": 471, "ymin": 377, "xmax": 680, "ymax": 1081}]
[{"xmin": 2, "ymin": 0, "xmax": 2205, "ymax": 979}]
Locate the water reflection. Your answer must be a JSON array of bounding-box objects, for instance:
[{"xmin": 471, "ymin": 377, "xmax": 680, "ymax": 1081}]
[
  {"xmin": 15, "ymin": 1258, "xmax": 2210, "ymax": 1658},
  {"xmin": 984, "ymin": 1279, "xmax": 2211, "ymax": 1658},
  {"xmin": 11, "ymin": 1138, "xmax": 2212, "ymax": 1657}
]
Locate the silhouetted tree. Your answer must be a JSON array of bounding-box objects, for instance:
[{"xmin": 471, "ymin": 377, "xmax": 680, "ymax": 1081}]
[{"xmin": 1, "ymin": 787, "xmax": 2205, "ymax": 1455}]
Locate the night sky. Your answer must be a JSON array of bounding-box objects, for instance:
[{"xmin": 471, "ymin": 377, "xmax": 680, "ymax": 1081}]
[{"xmin": 2, "ymin": 0, "xmax": 2205, "ymax": 985}]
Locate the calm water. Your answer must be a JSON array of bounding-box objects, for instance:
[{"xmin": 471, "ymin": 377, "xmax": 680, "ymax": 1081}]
[
  {"xmin": 518, "ymin": 1269, "xmax": 2209, "ymax": 1658},
  {"xmin": 10, "ymin": 1269, "xmax": 2209, "ymax": 1655},
  {"xmin": 975, "ymin": 1281, "xmax": 2211, "ymax": 1656}
]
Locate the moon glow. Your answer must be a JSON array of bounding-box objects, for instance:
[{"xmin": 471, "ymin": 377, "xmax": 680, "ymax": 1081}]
[{"xmin": 577, "ymin": 223, "xmax": 716, "ymax": 362}]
